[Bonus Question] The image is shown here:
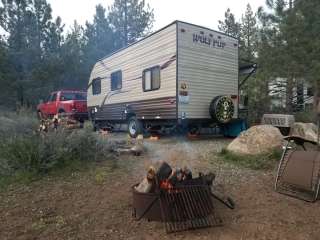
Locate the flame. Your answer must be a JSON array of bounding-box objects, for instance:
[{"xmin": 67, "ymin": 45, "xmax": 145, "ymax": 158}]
[{"xmin": 160, "ymin": 180, "xmax": 173, "ymax": 190}]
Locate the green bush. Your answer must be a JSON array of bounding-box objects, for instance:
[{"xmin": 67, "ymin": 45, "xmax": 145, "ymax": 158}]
[
  {"xmin": 294, "ymin": 109, "xmax": 317, "ymax": 123},
  {"xmin": 219, "ymin": 148, "xmax": 282, "ymax": 170},
  {"xmin": 0, "ymin": 110, "xmax": 121, "ymax": 189},
  {"xmin": 0, "ymin": 109, "xmax": 38, "ymax": 138},
  {"xmin": 0, "ymin": 129, "xmax": 113, "ymax": 176}
]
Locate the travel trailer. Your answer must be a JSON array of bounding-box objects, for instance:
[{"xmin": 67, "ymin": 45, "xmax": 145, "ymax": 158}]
[{"xmin": 87, "ymin": 21, "xmax": 240, "ymax": 137}]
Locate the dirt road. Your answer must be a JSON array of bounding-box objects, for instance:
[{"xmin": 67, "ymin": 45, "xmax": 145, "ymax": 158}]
[{"xmin": 1, "ymin": 134, "xmax": 319, "ymax": 240}]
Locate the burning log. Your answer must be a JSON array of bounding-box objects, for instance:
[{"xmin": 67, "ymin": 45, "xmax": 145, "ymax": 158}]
[
  {"xmin": 132, "ymin": 161, "xmax": 236, "ymax": 233},
  {"xmin": 136, "ymin": 161, "xmax": 235, "ymax": 209},
  {"xmin": 156, "ymin": 161, "xmax": 173, "ymax": 182}
]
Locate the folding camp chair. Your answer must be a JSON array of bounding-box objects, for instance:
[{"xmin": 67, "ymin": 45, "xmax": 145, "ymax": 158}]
[{"xmin": 275, "ymin": 136, "xmax": 320, "ymax": 202}]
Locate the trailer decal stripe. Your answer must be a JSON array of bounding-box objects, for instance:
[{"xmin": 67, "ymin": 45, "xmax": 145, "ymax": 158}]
[{"xmin": 91, "ymin": 96, "xmax": 177, "ymax": 121}]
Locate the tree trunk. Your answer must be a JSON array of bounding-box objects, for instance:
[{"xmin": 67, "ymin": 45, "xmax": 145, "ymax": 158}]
[
  {"xmin": 286, "ymin": 75, "xmax": 294, "ymax": 113},
  {"xmin": 314, "ymin": 79, "xmax": 320, "ymax": 116},
  {"xmin": 124, "ymin": 0, "xmax": 128, "ymax": 46},
  {"xmin": 17, "ymin": 84, "xmax": 24, "ymax": 107}
]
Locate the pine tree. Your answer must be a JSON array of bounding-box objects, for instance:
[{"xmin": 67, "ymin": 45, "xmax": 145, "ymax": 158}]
[
  {"xmin": 0, "ymin": 0, "xmax": 31, "ymax": 105},
  {"xmin": 60, "ymin": 21, "xmax": 87, "ymax": 89},
  {"xmin": 84, "ymin": 4, "xmax": 114, "ymax": 66},
  {"xmin": 0, "ymin": 39, "xmax": 15, "ymax": 105},
  {"xmin": 293, "ymin": 0, "xmax": 320, "ymax": 109},
  {"xmin": 240, "ymin": 4, "xmax": 258, "ymax": 62},
  {"xmin": 258, "ymin": 0, "xmax": 302, "ymax": 113},
  {"xmin": 108, "ymin": 0, "xmax": 154, "ymax": 47},
  {"xmin": 0, "ymin": 0, "xmax": 64, "ymax": 105},
  {"xmin": 218, "ymin": 8, "xmax": 241, "ymax": 39}
]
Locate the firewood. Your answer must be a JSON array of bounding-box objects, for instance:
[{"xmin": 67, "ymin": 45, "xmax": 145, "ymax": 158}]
[
  {"xmin": 134, "ymin": 167, "xmax": 156, "ymax": 193},
  {"xmin": 130, "ymin": 145, "xmax": 143, "ymax": 156}
]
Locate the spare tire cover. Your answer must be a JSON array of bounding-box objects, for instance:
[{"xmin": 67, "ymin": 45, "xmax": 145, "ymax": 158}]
[{"xmin": 209, "ymin": 96, "xmax": 235, "ymax": 124}]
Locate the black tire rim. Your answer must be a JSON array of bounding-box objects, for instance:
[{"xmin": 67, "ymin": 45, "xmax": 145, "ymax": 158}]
[
  {"xmin": 129, "ymin": 120, "xmax": 137, "ymax": 136},
  {"xmin": 214, "ymin": 96, "xmax": 234, "ymax": 123}
]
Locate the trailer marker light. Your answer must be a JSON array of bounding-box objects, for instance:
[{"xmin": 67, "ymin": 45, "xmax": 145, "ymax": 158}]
[{"xmin": 231, "ymin": 95, "xmax": 238, "ymax": 99}]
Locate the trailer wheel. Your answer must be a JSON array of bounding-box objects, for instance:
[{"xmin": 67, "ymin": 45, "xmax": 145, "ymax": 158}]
[
  {"xmin": 209, "ymin": 96, "xmax": 234, "ymax": 124},
  {"xmin": 128, "ymin": 116, "xmax": 143, "ymax": 138}
]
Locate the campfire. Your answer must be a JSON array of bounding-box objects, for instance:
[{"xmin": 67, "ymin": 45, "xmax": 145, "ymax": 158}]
[{"xmin": 132, "ymin": 161, "xmax": 235, "ymax": 233}]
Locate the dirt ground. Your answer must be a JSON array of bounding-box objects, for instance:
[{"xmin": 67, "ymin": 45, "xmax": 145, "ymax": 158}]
[{"xmin": 1, "ymin": 133, "xmax": 320, "ymax": 240}]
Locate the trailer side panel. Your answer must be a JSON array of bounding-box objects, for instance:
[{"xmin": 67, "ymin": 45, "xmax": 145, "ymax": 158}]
[
  {"xmin": 87, "ymin": 23, "xmax": 177, "ymax": 121},
  {"xmin": 177, "ymin": 22, "xmax": 239, "ymax": 120}
]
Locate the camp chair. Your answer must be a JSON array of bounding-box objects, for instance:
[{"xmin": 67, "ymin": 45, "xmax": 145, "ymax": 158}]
[{"xmin": 275, "ymin": 136, "xmax": 320, "ymax": 202}]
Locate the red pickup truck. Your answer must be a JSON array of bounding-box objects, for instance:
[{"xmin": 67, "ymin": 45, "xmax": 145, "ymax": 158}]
[{"xmin": 37, "ymin": 90, "xmax": 88, "ymax": 121}]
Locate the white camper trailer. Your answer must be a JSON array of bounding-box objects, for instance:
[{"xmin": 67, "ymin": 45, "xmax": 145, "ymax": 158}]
[{"xmin": 87, "ymin": 21, "xmax": 239, "ymax": 137}]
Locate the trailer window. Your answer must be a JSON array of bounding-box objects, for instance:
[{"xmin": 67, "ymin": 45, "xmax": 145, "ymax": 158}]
[
  {"xmin": 111, "ymin": 70, "xmax": 122, "ymax": 91},
  {"xmin": 92, "ymin": 78, "xmax": 101, "ymax": 95},
  {"xmin": 143, "ymin": 66, "xmax": 160, "ymax": 92}
]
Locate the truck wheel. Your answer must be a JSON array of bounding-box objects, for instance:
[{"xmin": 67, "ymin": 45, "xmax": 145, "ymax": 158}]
[{"xmin": 128, "ymin": 116, "xmax": 142, "ymax": 138}]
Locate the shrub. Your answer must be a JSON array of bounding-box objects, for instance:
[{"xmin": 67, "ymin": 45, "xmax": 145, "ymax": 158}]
[
  {"xmin": 0, "ymin": 110, "xmax": 120, "ymax": 188},
  {"xmin": 0, "ymin": 109, "xmax": 38, "ymax": 138},
  {"xmin": 0, "ymin": 129, "xmax": 114, "ymax": 175},
  {"xmin": 294, "ymin": 110, "xmax": 317, "ymax": 123}
]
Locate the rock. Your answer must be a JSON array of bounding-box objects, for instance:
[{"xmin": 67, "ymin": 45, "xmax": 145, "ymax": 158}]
[
  {"xmin": 289, "ymin": 122, "xmax": 318, "ymax": 143},
  {"xmin": 227, "ymin": 125, "xmax": 283, "ymax": 155}
]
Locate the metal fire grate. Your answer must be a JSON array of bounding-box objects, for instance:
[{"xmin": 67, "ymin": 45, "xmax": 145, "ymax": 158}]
[{"xmin": 160, "ymin": 185, "xmax": 222, "ymax": 233}]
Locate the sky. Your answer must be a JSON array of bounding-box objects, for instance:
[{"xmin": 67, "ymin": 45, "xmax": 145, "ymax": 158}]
[{"xmin": 48, "ymin": 0, "xmax": 267, "ymax": 32}]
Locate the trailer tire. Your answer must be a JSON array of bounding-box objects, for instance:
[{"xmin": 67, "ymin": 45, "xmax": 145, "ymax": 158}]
[
  {"xmin": 209, "ymin": 96, "xmax": 234, "ymax": 124},
  {"xmin": 128, "ymin": 116, "xmax": 143, "ymax": 138}
]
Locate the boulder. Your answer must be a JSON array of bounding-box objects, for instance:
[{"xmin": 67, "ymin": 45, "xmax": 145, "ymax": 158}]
[
  {"xmin": 289, "ymin": 122, "xmax": 318, "ymax": 143},
  {"xmin": 227, "ymin": 125, "xmax": 283, "ymax": 155}
]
